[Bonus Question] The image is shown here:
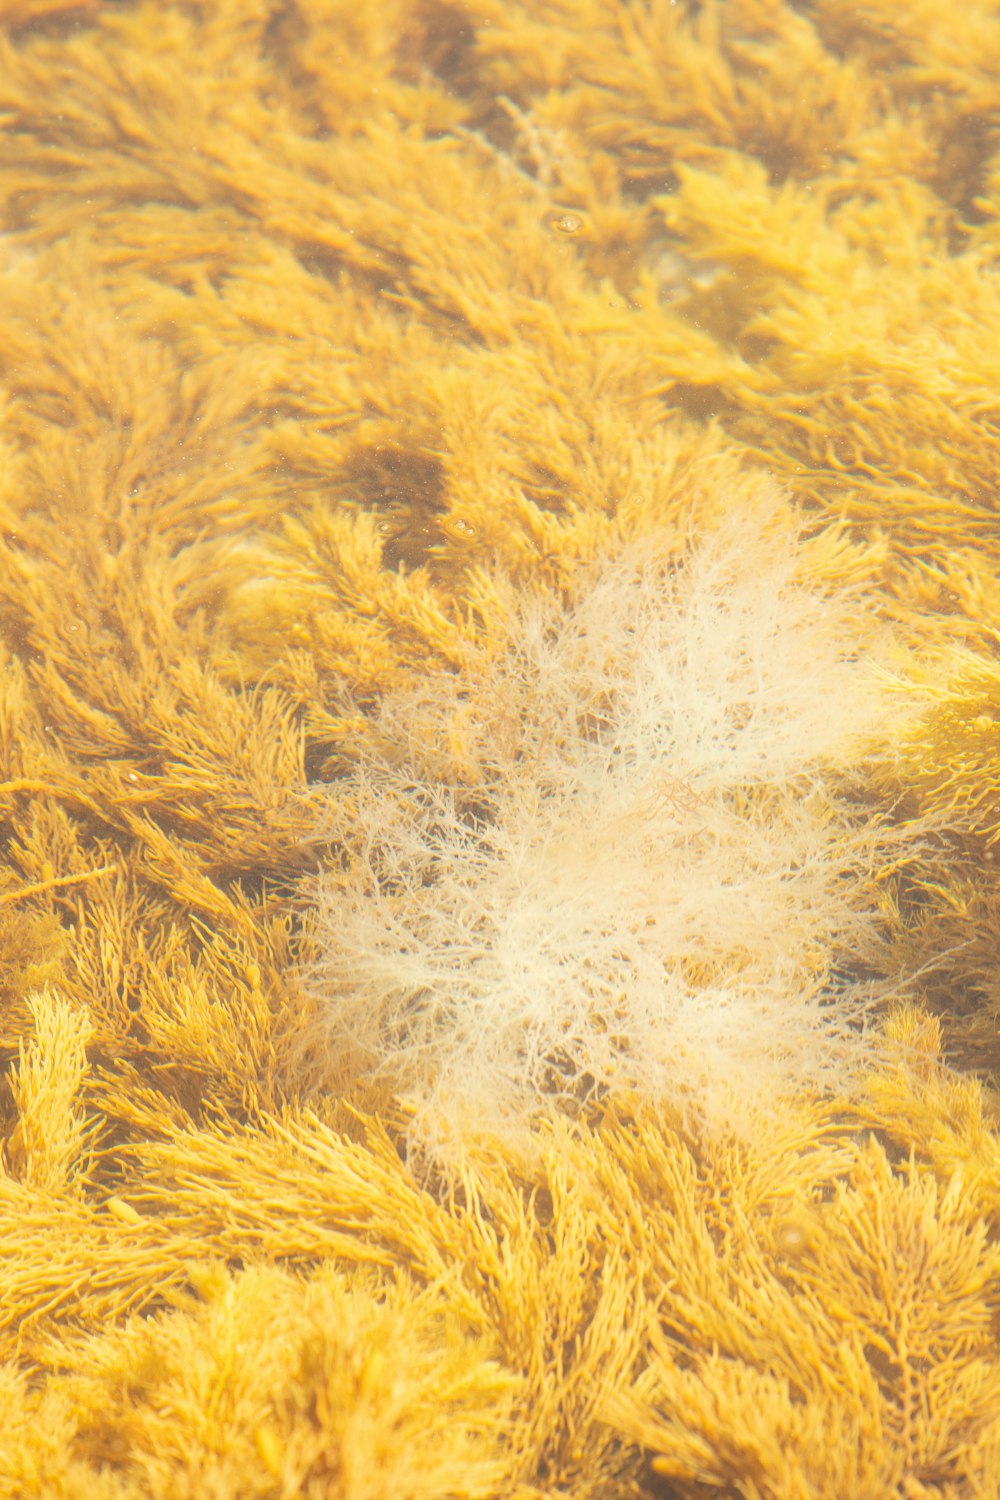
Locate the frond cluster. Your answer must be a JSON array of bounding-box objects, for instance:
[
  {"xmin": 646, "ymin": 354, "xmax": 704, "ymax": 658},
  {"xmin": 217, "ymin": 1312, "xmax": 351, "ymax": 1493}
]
[
  {"xmin": 0, "ymin": 0, "xmax": 999, "ymax": 1493},
  {"xmin": 314, "ymin": 505, "xmax": 915, "ymax": 1136}
]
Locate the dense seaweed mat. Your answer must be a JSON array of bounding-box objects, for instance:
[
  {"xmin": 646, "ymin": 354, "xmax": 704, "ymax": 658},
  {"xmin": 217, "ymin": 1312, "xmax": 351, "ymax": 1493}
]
[{"xmin": 2, "ymin": 1, "xmax": 1000, "ymax": 1495}]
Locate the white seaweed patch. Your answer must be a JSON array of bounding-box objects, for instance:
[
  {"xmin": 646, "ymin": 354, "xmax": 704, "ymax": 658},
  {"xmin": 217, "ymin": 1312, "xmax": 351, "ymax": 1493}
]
[{"xmin": 313, "ymin": 501, "xmax": 915, "ymax": 1143}]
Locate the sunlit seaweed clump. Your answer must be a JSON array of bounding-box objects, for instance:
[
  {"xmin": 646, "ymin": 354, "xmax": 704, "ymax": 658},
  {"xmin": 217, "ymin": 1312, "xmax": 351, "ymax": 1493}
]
[
  {"xmin": 314, "ymin": 501, "xmax": 916, "ymax": 1144},
  {"xmin": 1, "ymin": 0, "xmax": 1000, "ymax": 1496}
]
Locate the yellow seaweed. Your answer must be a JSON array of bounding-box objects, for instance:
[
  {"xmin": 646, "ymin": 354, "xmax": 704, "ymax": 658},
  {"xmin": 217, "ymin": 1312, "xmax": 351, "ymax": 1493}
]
[{"xmin": 2, "ymin": 1, "xmax": 1000, "ymax": 1495}]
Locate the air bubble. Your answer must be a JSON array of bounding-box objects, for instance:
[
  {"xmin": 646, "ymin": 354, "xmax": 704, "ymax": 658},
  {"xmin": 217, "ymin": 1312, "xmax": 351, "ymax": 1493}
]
[
  {"xmin": 442, "ymin": 515, "xmax": 479, "ymax": 541},
  {"xmin": 549, "ymin": 210, "xmax": 586, "ymax": 237}
]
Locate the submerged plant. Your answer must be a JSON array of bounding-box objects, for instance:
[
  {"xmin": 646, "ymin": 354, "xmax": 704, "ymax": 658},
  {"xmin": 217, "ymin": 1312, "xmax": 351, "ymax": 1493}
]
[{"xmin": 313, "ymin": 502, "xmax": 919, "ymax": 1139}]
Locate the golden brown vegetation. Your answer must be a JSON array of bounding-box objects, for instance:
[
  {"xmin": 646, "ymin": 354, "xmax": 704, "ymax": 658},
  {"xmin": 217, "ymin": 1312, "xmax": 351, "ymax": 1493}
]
[{"xmin": 2, "ymin": 0, "xmax": 1000, "ymax": 1495}]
